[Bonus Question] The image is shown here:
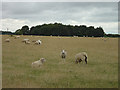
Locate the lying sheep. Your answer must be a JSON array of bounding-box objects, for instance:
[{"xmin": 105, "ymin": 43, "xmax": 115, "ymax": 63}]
[
  {"xmin": 14, "ymin": 36, "xmax": 20, "ymax": 39},
  {"xmin": 5, "ymin": 39, "xmax": 10, "ymax": 42},
  {"xmin": 75, "ymin": 52, "xmax": 88, "ymax": 64},
  {"xmin": 61, "ymin": 50, "xmax": 67, "ymax": 59},
  {"xmin": 22, "ymin": 39, "xmax": 29, "ymax": 42},
  {"xmin": 35, "ymin": 40, "xmax": 42, "ymax": 45},
  {"xmin": 25, "ymin": 41, "xmax": 30, "ymax": 44},
  {"xmin": 31, "ymin": 58, "xmax": 46, "ymax": 68}
]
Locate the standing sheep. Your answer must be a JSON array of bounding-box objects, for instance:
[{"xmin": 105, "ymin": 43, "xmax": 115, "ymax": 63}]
[
  {"xmin": 31, "ymin": 58, "xmax": 46, "ymax": 68},
  {"xmin": 60, "ymin": 50, "xmax": 67, "ymax": 59},
  {"xmin": 75, "ymin": 52, "xmax": 88, "ymax": 64}
]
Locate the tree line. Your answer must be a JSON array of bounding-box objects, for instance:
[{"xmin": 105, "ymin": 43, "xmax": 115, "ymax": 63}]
[
  {"xmin": 2, "ymin": 22, "xmax": 120, "ymax": 37},
  {"xmin": 15, "ymin": 23, "xmax": 105, "ymax": 37}
]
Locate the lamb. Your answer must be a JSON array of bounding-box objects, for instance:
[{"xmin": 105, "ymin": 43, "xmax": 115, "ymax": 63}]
[
  {"xmin": 75, "ymin": 52, "xmax": 88, "ymax": 64},
  {"xmin": 60, "ymin": 50, "xmax": 67, "ymax": 59},
  {"xmin": 5, "ymin": 39, "xmax": 10, "ymax": 42},
  {"xmin": 31, "ymin": 58, "xmax": 46, "ymax": 68},
  {"xmin": 35, "ymin": 40, "xmax": 42, "ymax": 45}
]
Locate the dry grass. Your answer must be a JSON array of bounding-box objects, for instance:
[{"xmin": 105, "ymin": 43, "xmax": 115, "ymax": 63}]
[{"xmin": 2, "ymin": 35, "xmax": 118, "ymax": 88}]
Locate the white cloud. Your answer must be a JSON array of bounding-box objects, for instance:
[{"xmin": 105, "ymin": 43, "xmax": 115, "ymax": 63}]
[
  {"xmin": 1, "ymin": 18, "xmax": 118, "ymax": 34},
  {"xmin": 1, "ymin": 19, "xmax": 30, "ymax": 32}
]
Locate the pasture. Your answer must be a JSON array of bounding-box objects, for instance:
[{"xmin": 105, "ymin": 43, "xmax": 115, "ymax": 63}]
[{"xmin": 2, "ymin": 35, "xmax": 118, "ymax": 88}]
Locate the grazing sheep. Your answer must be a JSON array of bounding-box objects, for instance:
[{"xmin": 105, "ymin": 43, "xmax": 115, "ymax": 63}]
[
  {"xmin": 22, "ymin": 39, "xmax": 29, "ymax": 42},
  {"xmin": 61, "ymin": 50, "xmax": 67, "ymax": 59},
  {"xmin": 75, "ymin": 52, "xmax": 88, "ymax": 64},
  {"xmin": 31, "ymin": 58, "xmax": 46, "ymax": 68},
  {"xmin": 14, "ymin": 36, "xmax": 20, "ymax": 39},
  {"xmin": 35, "ymin": 40, "xmax": 42, "ymax": 45},
  {"xmin": 5, "ymin": 39, "xmax": 10, "ymax": 42}
]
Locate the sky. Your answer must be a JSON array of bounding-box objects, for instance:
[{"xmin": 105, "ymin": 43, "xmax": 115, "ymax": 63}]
[{"xmin": 0, "ymin": 0, "xmax": 119, "ymax": 34}]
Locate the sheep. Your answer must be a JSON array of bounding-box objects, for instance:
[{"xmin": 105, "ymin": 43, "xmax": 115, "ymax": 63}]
[
  {"xmin": 22, "ymin": 39, "xmax": 29, "ymax": 42},
  {"xmin": 60, "ymin": 50, "xmax": 67, "ymax": 59},
  {"xmin": 73, "ymin": 36, "xmax": 78, "ymax": 37},
  {"xmin": 14, "ymin": 36, "xmax": 20, "ymax": 39},
  {"xmin": 35, "ymin": 40, "xmax": 42, "ymax": 45},
  {"xmin": 75, "ymin": 52, "xmax": 88, "ymax": 64},
  {"xmin": 25, "ymin": 41, "xmax": 30, "ymax": 44},
  {"xmin": 31, "ymin": 58, "xmax": 46, "ymax": 68},
  {"xmin": 5, "ymin": 38, "xmax": 10, "ymax": 42}
]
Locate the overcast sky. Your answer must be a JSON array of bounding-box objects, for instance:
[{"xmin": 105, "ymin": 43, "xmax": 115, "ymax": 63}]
[{"xmin": 1, "ymin": 1, "xmax": 119, "ymax": 34}]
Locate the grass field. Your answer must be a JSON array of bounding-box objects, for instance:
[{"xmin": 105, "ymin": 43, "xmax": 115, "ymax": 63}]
[{"xmin": 2, "ymin": 35, "xmax": 118, "ymax": 88}]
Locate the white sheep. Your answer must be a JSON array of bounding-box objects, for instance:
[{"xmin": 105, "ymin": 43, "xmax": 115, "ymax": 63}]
[
  {"xmin": 14, "ymin": 36, "xmax": 20, "ymax": 39},
  {"xmin": 31, "ymin": 58, "xmax": 46, "ymax": 68},
  {"xmin": 35, "ymin": 40, "xmax": 42, "ymax": 45},
  {"xmin": 5, "ymin": 38, "xmax": 10, "ymax": 42},
  {"xmin": 25, "ymin": 41, "xmax": 30, "ymax": 44},
  {"xmin": 75, "ymin": 52, "xmax": 88, "ymax": 64},
  {"xmin": 22, "ymin": 39, "xmax": 29, "ymax": 42},
  {"xmin": 60, "ymin": 50, "xmax": 67, "ymax": 59}
]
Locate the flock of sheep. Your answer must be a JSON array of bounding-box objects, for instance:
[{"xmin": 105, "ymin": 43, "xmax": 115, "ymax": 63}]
[
  {"xmin": 5, "ymin": 35, "xmax": 42, "ymax": 45},
  {"xmin": 31, "ymin": 50, "xmax": 88, "ymax": 68},
  {"xmin": 4, "ymin": 35, "xmax": 91, "ymax": 68}
]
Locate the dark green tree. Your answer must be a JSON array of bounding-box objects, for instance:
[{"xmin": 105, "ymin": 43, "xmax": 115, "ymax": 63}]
[
  {"xmin": 15, "ymin": 23, "xmax": 106, "ymax": 37},
  {"xmin": 21, "ymin": 25, "xmax": 29, "ymax": 35},
  {"xmin": 15, "ymin": 29, "xmax": 23, "ymax": 35}
]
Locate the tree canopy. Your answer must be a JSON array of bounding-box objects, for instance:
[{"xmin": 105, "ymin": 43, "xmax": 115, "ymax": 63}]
[{"xmin": 15, "ymin": 23, "xmax": 105, "ymax": 37}]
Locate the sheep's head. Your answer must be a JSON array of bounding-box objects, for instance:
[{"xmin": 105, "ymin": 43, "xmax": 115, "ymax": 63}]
[
  {"xmin": 62, "ymin": 50, "xmax": 66, "ymax": 52},
  {"xmin": 40, "ymin": 58, "xmax": 46, "ymax": 63},
  {"xmin": 75, "ymin": 60, "xmax": 79, "ymax": 64}
]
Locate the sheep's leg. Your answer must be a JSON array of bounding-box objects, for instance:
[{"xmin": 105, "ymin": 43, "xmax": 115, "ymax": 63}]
[
  {"xmin": 84, "ymin": 55, "xmax": 87, "ymax": 64},
  {"xmin": 75, "ymin": 60, "xmax": 78, "ymax": 64}
]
